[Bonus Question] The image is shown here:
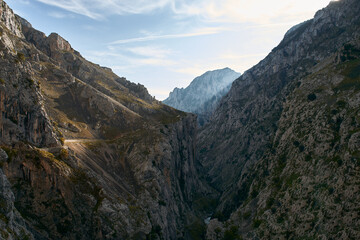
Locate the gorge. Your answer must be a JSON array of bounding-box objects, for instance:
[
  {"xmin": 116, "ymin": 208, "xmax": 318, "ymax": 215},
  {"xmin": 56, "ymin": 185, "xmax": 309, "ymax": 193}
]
[{"xmin": 0, "ymin": 0, "xmax": 360, "ymax": 239}]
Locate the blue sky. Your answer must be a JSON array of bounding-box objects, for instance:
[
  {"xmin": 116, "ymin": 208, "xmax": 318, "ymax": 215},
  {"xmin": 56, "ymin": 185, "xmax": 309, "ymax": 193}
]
[{"xmin": 10, "ymin": 0, "xmax": 332, "ymax": 100}]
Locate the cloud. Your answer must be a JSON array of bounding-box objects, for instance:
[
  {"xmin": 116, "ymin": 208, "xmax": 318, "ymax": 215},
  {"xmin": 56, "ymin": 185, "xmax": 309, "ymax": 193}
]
[
  {"xmin": 219, "ymin": 53, "xmax": 268, "ymax": 60},
  {"xmin": 126, "ymin": 46, "xmax": 172, "ymax": 58},
  {"xmin": 171, "ymin": 0, "xmax": 332, "ymax": 24},
  {"xmin": 85, "ymin": 45, "xmax": 176, "ymax": 70},
  {"xmin": 35, "ymin": 0, "xmax": 331, "ymax": 24},
  {"xmin": 246, "ymin": 22, "xmax": 301, "ymax": 29},
  {"xmin": 48, "ymin": 11, "xmax": 75, "ymax": 19},
  {"xmin": 109, "ymin": 27, "xmax": 224, "ymax": 45},
  {"xmin": 18, "ymin": 0, "xmax": 30, "ymax": 4},
  {"xmin": 35, "ymin": 0, "xmax": 171, "ymax": 19},
  {"xmin": 35, "ymin": 0, "xmax": 102, "ymax": 19}
]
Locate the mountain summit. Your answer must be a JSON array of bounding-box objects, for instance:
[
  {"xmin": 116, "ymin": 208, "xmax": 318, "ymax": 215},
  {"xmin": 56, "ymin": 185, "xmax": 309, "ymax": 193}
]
[{"xmin": 163, "ymin": 68, "xmax": 240, "ymax": 125}]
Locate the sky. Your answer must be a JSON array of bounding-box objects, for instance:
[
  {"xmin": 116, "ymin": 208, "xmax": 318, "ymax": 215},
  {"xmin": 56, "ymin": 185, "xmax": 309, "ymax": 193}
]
[{"xmin": 10, "ymin": 0, "xmax": 332, "ymax": 100}]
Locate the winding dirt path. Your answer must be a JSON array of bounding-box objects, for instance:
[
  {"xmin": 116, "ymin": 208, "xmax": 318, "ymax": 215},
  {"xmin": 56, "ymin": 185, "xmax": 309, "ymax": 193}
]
[{"xmin": 64, "ymin": 139, "xmax": 102, "ymax": 144}]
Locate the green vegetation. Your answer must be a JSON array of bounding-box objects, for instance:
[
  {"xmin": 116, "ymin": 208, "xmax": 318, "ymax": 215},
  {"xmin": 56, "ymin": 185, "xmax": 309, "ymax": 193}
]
[
  {"xmin": 158, "ymin": 200, "xmax": 166, "ymax": 206},
  {"xmin": 326, "ymin": 155, "xmax": 343, "ymax": 167},
  {"xmin": 70, "ymin": 168, "xmax": 104, "ymax": 212},
  {"xmin": 252, "ymin": 219, "xmax": 263, "ymax": 228},
  {"xmin": 193, "ymin": 196, "xmax": 218, "ymax": 212},
  {"xmin": 0, "ymin": 78, "xmax": 5, "ymax": 85},
  {"xmin": 0, "ymin": 229, "xmax": 9, "ymax": 239},
  {"xmin": 266, "ymin": 197, "xmax": 275, "ymax": 209},
  {"xmin": 333, "ymin": 59, "xmax": 360, "ymax": 92},
  {"xmin": 0, "ymin": 212, "xmax": 9, "ymax": 224},
  {"xmin": 1, "ymin": 146, "xmax": 18, "ymax": 162},
  {"xmin": 26, "ymin": 77, "xmax": 35, "ymax": 87},
  {"xmin": 146, "ymin": 225, "xmax": 162, "ymax": 240},
  {"xmin": 340, "ymin": 44, "xmax": 360, "ymax": 62},
  {"xmin": 285, "ymin": 173, "xmax": 300, "ymax": 187},
  {"xmin": 223, "ymin": 226, "xmax": 241, "ymax": 240},
  {"xmin": 16, "ymin": 52, "xmax": 25, "ymax": 63},
  {"xmin": 307, "ymin": 93, "xmax": 317, "ymax": 101},
  {"xmin": 59, "ymin": 148, "xmax": 69, "ymax": 160},
  {"xmin": 242, "ymin": 211, "xmax": 251, "ymax": 220},
  {"xmin": 187, "ymin": 218, "xmax": 206, "ymax": 240}
]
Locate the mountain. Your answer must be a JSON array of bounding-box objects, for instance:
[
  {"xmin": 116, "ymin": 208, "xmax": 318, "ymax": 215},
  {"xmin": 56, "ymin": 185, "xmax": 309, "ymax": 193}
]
[
  {"xmin": 1, "ymin": 0, "xmax": 360, "ymax": 239},
  {"xmin": 0, "ymin": 1, "xmax": 213, "ymax": 239},
  {"xmin": 197, "ymin": 0, "xmax": 360, "ymax": 238},
  {"xmin": 163, "ymin": 68, "xmax": 240, "ymax": 125}
]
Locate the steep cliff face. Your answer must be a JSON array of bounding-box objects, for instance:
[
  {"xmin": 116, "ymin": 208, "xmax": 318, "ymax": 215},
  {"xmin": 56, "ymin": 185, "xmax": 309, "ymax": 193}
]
[
  {"xmin": 198, "ymin": 0, "xmax": 360, "ymax": 238},
  {"xmin": 0, "ymin": 149, "xmax": 33, "ymax": 240},
  {"xmin": 207, "ymin": 37, "xmax": 360, "ymax": 240},
  {"xmin": 0, "ymin": 0, "xmax": 22, "ymax": 38},
  {"xmin": 163, "ymin": 68, "xmax": 240, "ymax": 125},
  {"xmin": 0, "ymin": 1, "xmax": 208, "ymax": 239},
  {"xmin": 0, "ymin": 5, "xmax": 58, "ymax": 147},
  {"xmin": 2, "ymin": 115, "xmax": 206, "ymax": 239}
]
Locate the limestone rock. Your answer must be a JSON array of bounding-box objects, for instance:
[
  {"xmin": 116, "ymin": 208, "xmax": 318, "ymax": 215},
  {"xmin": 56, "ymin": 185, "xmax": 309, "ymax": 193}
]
[
  {"xmin": 0, "ymin": 152, "xmax": 34, "ymax": 239},
  {"xmin": 163, "ymin": 68, "xmax": 240, "ymax": 125}
]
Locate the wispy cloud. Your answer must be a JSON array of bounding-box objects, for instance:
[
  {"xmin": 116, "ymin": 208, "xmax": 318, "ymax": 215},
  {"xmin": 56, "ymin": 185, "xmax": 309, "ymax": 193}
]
[
  {"xmin": 109, "ymin": 27, "xmax": 224, "ymax": 45},
  {"xmin": 173, "ymin": 0, "xmax": 332, "ymax": 24},
  {"xmin": 36, "ymin": 0, "xmax": 102, "ymax": 19},
  {"xmin": 126, "ymin": 46, "xmax": 172, "ymax": 58},
  {"xmin": 85, "ymin": 45, "xmax": 176, "ymax": 69},
  {"xmin": 35, "ymin": 0, "xmax": 171, "ymax": 19},
  {"xmin": 219, "ymin": 53, "xmax": 268, "ymax": 60},
  {"xmin": 35, "ymin": 0, "xmax": 331, "ymax": 25},
  {"xmin": 246, "ymin": 22, "xmax": 301, "ymax": 29},
  {"xmin": 19, "ymin": 0, "xmax": 30, "ymax": 4},
  {"xmin": 48, "ymin": 11, "xmax": 75, "ymax": 19}
]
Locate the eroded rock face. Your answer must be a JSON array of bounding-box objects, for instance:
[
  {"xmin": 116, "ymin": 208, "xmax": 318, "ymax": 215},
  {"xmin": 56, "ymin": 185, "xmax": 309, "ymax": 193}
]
[
  {"xmin": 0, "ymin": 6, "xmax": 59, "ymax": 147},
  {"xmin": 199, "ymin": 0, "xmax": 360, "ymax": 205},
  {"xmin": 0, "ymin": 1, "xmax": 209, "ymax": 239},
  {"xmin": 197, "ymin": 0, "xmax": 360, "ymax": 238},
  {"xmin": 211, "ymin": 39, "xmax": 360, "ymax": 240},
  {"xmin": 0, "ymin": 149, "xmax": 34, "ymax": 240},
  {"xmin": 0, "ymin": 0, "xmax": 23, "ymax": 38}
]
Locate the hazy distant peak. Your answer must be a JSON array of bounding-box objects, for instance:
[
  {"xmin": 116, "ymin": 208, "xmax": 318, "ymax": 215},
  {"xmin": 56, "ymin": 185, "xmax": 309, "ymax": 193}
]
[{"xmin": 163, "ymin": 67, "xmax": 240, "ymax": 125}]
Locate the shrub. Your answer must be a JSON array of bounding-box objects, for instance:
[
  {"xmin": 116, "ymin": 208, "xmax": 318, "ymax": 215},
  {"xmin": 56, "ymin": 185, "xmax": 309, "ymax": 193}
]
[
  {"xmin": 223, "ymin": 226, "xmax": 241, "ymax": 240},
  {"xmin": 253, "ymin": 219, "xmax": 263, "ymax": 228},
  {"xmin": 17, "ymin": 52, "xmax": 25, "ymax": 62},
  {"xmin": 307, "ymin": 93, "xmax": 317, "ymax": 101},
  {"xmin": 26, "ymin": 77, "xmax": 34, "ymax": 86},
  {"xmin": 158, "ymin": 200, "xmax": 166, "ymax": 206},
  {"xmin": 59, "ymin": 149, "xmax": 69, "ymax": 159}
]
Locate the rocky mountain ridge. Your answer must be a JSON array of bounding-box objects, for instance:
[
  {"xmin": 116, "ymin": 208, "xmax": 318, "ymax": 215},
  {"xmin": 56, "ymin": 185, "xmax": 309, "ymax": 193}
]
[
  {"xmin": 197, "ymin": 0, "xmax": 360, "ymax": 238},
  {"xmin": 163, "ymin": 68, "xmax": 240, "ymax": 125},
  {"xmin": 0, "ymin": 1, "xmax": 211, "ymax": 239},
  {"xmin": 0, "ymin": 0, "xmax": 359, "ymax": 239}
]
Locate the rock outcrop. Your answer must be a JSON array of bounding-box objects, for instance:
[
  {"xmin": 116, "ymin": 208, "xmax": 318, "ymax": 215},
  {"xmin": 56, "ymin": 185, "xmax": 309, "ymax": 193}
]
[
  {"xmin": 0, "ymin": 1, "xmax": 209, "ymax": 239},
  {"xmin": 198, "ymin": 0, "xmax": 360, "ymax": 238},
  {"xmin": 163, "ymin": 68, "xmax": 240, "ymax": 125},
  {"xmin": 0, "ymin": 148, "xmax": 34, "ymax": 240},
  {"xmin": 1, "ymin": 0, "xmax": 360, "ymax": 238},
  {"xmin": 0, "ymin": 0, "xmax": 23, "ymax": 38}
]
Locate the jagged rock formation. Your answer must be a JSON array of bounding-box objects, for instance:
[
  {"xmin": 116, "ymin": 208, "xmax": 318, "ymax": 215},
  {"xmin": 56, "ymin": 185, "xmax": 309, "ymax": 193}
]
[
  {"xmin": 0, "ymin": 1, "xmax": 212, "ymax": 239},
  {"xmin": 163, "ymin": 68, "xmax": 240, "ymax": 125},
  {"xmin": 198, "ymin": 0, "xmax": 360, "ymax": 238},
  {"xmin": 0, "ymin": 149, "xmax": 34, "ymax": 240},
  {"xmin": 1, "ymin": 0, "xmax": 359, "ymax": 238}
]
